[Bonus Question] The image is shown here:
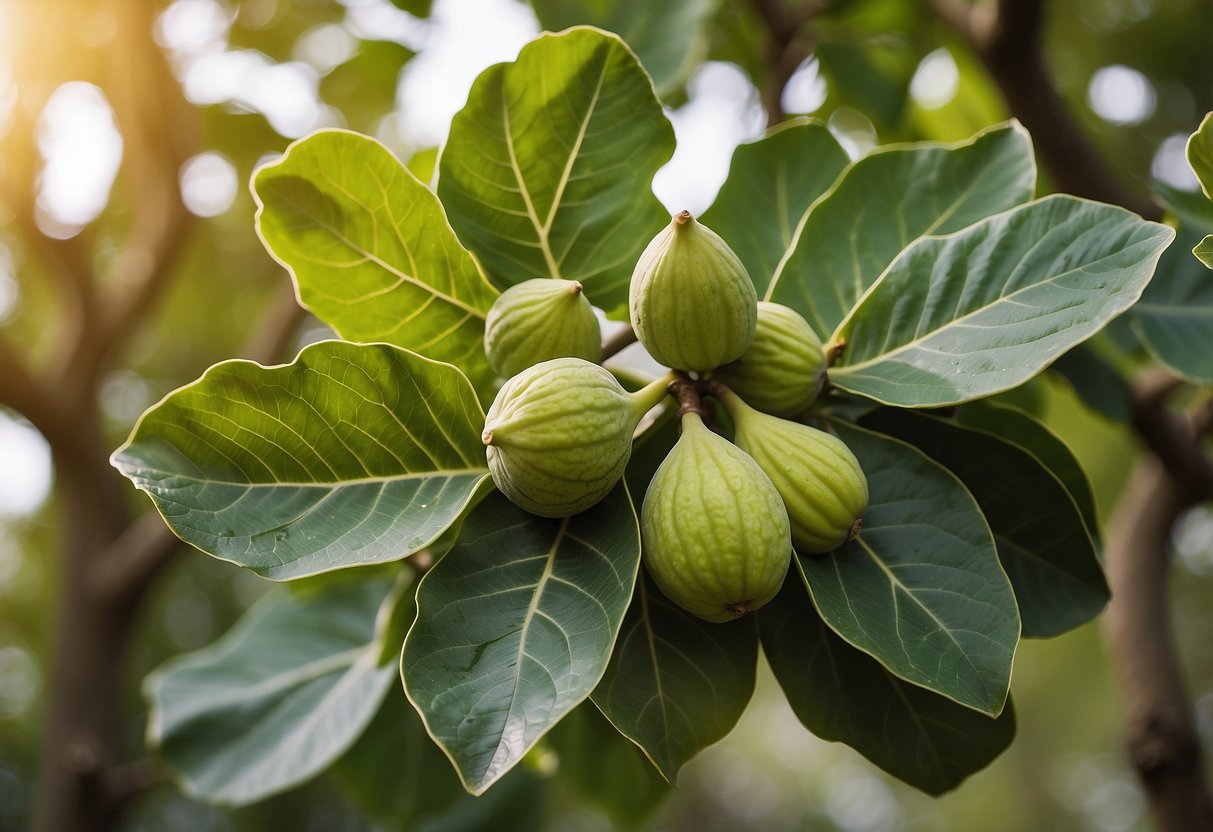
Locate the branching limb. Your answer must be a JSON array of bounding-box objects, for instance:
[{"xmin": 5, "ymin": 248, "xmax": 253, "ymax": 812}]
[
  {"xmin": 1101, "ymin": 373, "xmax": 1213, "ymax": 831},
  {"xmin": 925, "ymin": 0, "xmax": 1161, "ymax": 220},
  {"xmin": 748, "ymin": 0, "xmax": 827, "ymax": 126}
]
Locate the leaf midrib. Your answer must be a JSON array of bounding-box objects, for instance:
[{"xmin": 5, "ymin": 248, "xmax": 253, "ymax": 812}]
[
  {"xmin": 852, "ymin": 536, "xmax": 994, "ymax": 703},
  {"xmin": 501, "ymin": 51, "xmax": 608, "ymax": 281},
  {"xmin": 135, "ymin": 468, "xmax": 488, "ymax": 488},
  {"xmin": 835, "ymin": 229, "xmax": 1158, "ymax": 374},
  {"xmin": 274, "ymin": 180, "xmax": 486, "ymax": 318}
]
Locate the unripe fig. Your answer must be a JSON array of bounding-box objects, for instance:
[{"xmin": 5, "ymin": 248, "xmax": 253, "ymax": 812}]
[
  {"xmin": 712, "ymin": 302, "xmax": 826, "ymax": 417},
  {"xmin": 641, "ymin": 410, "xmax": 791, "ymax": 622},
  {"xmin": 722, "ymin": 391, "xmax": 867, "ymax": 554},
  {"xmin": 484, "ymin": 278, "xmax": 602, "ymax": 378},
  {"xmin": 483, "ymin": 358, "xmax": 669, "ymax": 517},
  {"xmin": 629, "ymin": 211, "xmax": 757, "ymax": 372}
]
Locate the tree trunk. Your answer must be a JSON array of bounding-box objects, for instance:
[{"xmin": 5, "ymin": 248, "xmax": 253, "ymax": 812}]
[{"xmin": 32, "ymin": 410, "xmax": 134, "ymax": 832}]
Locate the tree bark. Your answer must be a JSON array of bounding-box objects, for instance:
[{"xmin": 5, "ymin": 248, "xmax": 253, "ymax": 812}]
[
  {"xmin": 32, "ymin": 411, "xmax": 135, "ymax": 832},
  {"xmin": 1104, "ymin": 461, "xmax": 1213, "ymax": 832}
]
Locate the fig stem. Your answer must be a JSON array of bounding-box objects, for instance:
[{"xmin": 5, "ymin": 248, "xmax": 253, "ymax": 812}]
[
  {"xmin": 669, "ymin": 378, "xmax": 704, "ymax": 418},
  {"xmin": 631, "ymin": 370, "xmax": 679, "ymax": 419}
]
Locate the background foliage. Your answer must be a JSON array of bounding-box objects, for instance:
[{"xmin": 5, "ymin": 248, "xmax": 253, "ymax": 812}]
[{"xmin": 1, "ymin": 1, "xmax": 1212, "ymax": 830}]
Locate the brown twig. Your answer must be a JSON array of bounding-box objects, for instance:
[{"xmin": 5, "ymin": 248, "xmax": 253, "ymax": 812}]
[
  {"xmin": 748, "ymin": 0, "xmax": 826, "ymax": 126},
  {"xmin": 924, "ymin": 0, "xmax": 1161, "ymax": 220},
  {"xmin": 1103, "ymin": 458, "xmax": 1213, "ymax": 832},
  {"xmin": 601, "ymin": 323, "xmax": 638, "ymax": 361},
  {"xmin": 1099, "ymin": 372, "xmax": 1213, "ymax": 831}
]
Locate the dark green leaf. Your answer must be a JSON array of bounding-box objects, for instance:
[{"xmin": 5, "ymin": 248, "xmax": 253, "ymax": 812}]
[
  {"xmin": 861, "ymin": 408, "xmax": 1107, "ymax": 637},
  {"xmin": 760, "ymin": 578, "xmax": 1016, "ymax": 795},
  {"xmin": 1132, "ymin": 220, "xmax": 1213, "ymax": 382},
  {"xmin": 547, "ymin": 703, "xmax": 670, "ymax": 824},
  {"xmin": 816, "ymin": 40, "xmax": 915, "ymax": 128},
  {"xmin": 799, "ymin": 423, "xmax": 1018, "ymax": 715},
  {"xmin": 333, "ymin": 688, "xmax": 466, "ymax": 827},
  {"xmin": 437, "ymin": 28, "xmax": 675, "ymax": 317},
  {"xmin": 111, "ymin": 341, "xmax": 489, "ymax": 580},
  {"xmin": 591, "ymin": 573, "xmax": 757, "ymax": 782},
  {"xmin": 402, "ymin": 486, "xmax": 640, "ymax": 794},
  {"xmin": 1048, "ymin": 344, "xmax": 1132, "ymax": 423},
  {"xmin": 1189, "ymin": 111, "xmax": 1213, "ymax": 199},
  {"xmin": 530, "ymin": 0, "xmax": 718, "ymax": 95},
  {"xmin": 1197, "ymin": 236, "xmax": 1213, "ymax": 268},
  {"xmin": 953, "ymin": 399, "xmax": 1101, "ymax": 537},
  {"xmin": 145, "ymin": 579, "xmax": 396, "ymax": 805},
  {"xmin": 700, "ymin": 118, "xmax": 849, "ymax": 296},
  {"xmin": 254, "ymin": 130, "xmax": 498, "ymax": 392},
  {"xmin": 767, "ymin": 123, "xmax": 1035, "ymax": 339},
  {"xmin": 829, "ymin": 196, "xmax": 1175, "ymax": 407}
]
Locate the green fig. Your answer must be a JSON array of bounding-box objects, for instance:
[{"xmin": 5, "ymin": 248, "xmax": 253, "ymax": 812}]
[
  {"xmin": 629, "ymin": 211, "xmax": 757, "ymax": 372},
  {"xmin": 484, "ymin": 278, "xmax": 602, "ymax": 378},
  {"xmin": 722, "ymin": 391, "xmax": 867, "ymax": 554},
  {"xmin": 483, "ymin": 358, "xmax": 670, "ymax": 517},
  {"xmin": 712, "ymin": 302, "xmax": 826, "ymax": 417},
  {"xmin": 641, "ymin": 409, "xmax": 791, "ymax": 622}
]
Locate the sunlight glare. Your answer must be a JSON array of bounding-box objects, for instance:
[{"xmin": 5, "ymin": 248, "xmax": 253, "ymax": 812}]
[
  {"xmin": 782, "ymin": 57, "xmax": 827, "ymax": 115},
  {"xmin": 1087, "ymin": 64, "xmax": 1155, "ymax": 126},
  {"xmin": 1151, "ymin": 133, "xmax": 1200, "ymax": 191},
  {"xmin": 183, "ymin": 51, "xmax": 333, "ymax": 138},
  {"xmin": 653, "ymin": 62, "xmax": 767, "ymax": 216},
  {"xmin": 35, "ymin": 82, "xmax": 123, "ymax": 237},
  {"xmin": 910, "ymin": 48, "xmax": 959, "ymax": 110},
  {"xmin": 0, "ymin": 413, "xmax": 52, "ymax": 517},
  {"xmin": 179, "ymin": 152, "xmax": 238, "ymax": 217},
  {"xmin": 155, "ymin": 0, "xmax": 231, "ymax": 55},
  {"xmin": 392, "ymin": 0, "xmax": 538, "ymax": 150}
]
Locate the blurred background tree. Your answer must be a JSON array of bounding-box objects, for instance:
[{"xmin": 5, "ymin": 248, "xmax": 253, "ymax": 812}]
[{"xmin": 0, "ymin": 0, "xmax": 1210, "ymax": 830}]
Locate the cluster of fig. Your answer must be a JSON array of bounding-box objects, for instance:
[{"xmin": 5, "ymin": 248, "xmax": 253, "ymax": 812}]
[{"xmin": 480, "ymin": 210, "xmax": 869, "ymax": 623}]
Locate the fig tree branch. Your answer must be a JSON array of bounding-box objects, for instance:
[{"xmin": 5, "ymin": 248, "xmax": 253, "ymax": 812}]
[
  {"xmin": 1103, "ymin": 458, "xmax": 1213, "ymax": 832},
  {"xmin": 68, "ymin": 0, "xmax": 199, "ymax": 395},
  {"xmin": 748, "ymin": 0, "xmax": 827, "ymax": 125},
  {"xmin": 924, "ymin": 0, "xmax": 1162, "ymax": 221}
]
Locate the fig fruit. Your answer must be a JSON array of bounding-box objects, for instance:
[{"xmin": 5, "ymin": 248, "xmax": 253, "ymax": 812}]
[
  {"xmin": 641, "ymin": 409, "xmax": 791, "ymax": 622},
  {"xmin": 629, "ymin": 211, "xmax": 757, "ymax": 372},
  {"xmin": 712, "ymin": 301, "xmax": 826, "ymax": 417},
  {"xmin": 483, "ymin": 358, "xmax": 669, "ymax": 517},
  {"xmin": 722, "ymin": 391, "xmax": 867, "ymax": 554},
  {"xmin": 484, "ymin": 278, "xmax": 601, "ymax": 378}
]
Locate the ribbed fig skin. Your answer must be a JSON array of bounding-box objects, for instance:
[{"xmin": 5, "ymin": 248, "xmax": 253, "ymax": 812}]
[
  {"xmin": 629, "ymin": 212, "xmax": 757, "ymax": 371},
  {"xmin": 713, "ymin": 302, "xmax": 826, "ymax": 417},
  {"xmin": 484, "ymin": 278, "xmax": 602, "ymax": 378},
  {"xmin": 727, "ymin": 396, "xmax": 868, "ymax": 554},
  {"xmin": 484, "ymin": 358, "xmax": 637, "ymax": 517},
  {"xmin": 641, "ymin": 412, "xmax": 791, "ymax": 622}
]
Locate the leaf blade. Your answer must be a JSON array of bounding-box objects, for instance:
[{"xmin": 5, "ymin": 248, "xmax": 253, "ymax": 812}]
[
  {"xmin": 591, "ymin": 573, "xmax": 758, "ymax": 783},
  {"xmin": 700, "ymin": 118, "xmax": 849, "ymax": 296},
  {"xmin": 402, "ymin": 486, "xmax": 640, "ymax": 795},
  {"xmin": 830, "ymin": 195, "xmax": 1175, "ymax": 407},
  {"xmin": 799, "ymin": 423, "xmax": 1019, "ymax": 716},
  {"xmin": 111, "ymin": 341, "xmax": 489, "ymax": 580},
  {"xmin": 760, "ymin": 578, "xmax": 1015, "ymax": 795},
  {"xmin": 253, "ymin": 130, "xmax": 498, "ymax": 390},
  {"xmin": 437, "ymin": 27, "xmax": 675, "ymax": 316},
  {"xmin": 145, "ymin": 579, "xmax": 396, "ymax": 806},
  {"xmin": 767, "ymin": 122, "xmax": 1036, "ymax": 338},
  {"xmin": 861, "ymin": 408, "xmax": 1107, "ymax": 637}
]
